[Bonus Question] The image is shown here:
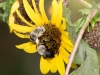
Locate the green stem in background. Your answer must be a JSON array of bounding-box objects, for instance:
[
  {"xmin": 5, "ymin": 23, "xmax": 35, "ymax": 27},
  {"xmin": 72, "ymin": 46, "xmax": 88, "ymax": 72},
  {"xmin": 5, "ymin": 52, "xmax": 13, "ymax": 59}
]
[
  {"xmin": 65, "ymin": 3, "xmax": 100, "ymax": 75},
  {"xmin": 75, "ymin": 0, "xmax": 92, "ymax": 8}
]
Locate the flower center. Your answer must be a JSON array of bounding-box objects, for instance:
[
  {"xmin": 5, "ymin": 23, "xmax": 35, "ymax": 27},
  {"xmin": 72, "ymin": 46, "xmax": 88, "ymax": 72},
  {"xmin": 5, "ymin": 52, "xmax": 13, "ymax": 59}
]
[
  {"xmin": 30, "ymin": 24, "xmax": 62, "ymax": 59},
  {"xmin": 83, "ymin": 22, "xmax": 100, "ymax": 50}
]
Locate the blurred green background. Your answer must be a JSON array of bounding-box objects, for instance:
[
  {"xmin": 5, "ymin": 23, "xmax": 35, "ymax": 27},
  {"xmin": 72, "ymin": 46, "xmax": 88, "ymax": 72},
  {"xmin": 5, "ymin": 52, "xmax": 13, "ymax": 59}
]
[{"xmin": 0, "ymin": 0, "xmax": 100, "ymax": 75}]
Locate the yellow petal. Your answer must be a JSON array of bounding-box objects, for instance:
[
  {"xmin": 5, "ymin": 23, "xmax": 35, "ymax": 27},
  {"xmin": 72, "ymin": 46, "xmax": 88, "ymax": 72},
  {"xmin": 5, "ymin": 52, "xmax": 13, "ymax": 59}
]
[
  {"xmin": 61, "ymin": 34, "xmax": 73, "ymax": 46},
  {"xmin": 60, "ymin": 47, "xmax": 77, "ymax": 68},
  {"xmin": 14, "ymin": 31, "xmax": 30, "ymax": 38},
  {"xmin": 32, "ymin": 0, "xmax": 45, "ymax": 24},
  {"xmin": 9, "ymin": 0, "xmax": 19, "ymax": 24},
  {"xmin": 55, "ymin": 1, "xmax": 63, "ymax": 27},
  {"xmin": 61, "ymin": 41, "xmax": 73, "ymax": 53},
  {"xmin": 15, "ymin": 9, "xmax": 34, "ymax": 27},
  {"xmin": 51, "ymin": 0, "xmax": 58, "ymax": 25},
  {"xmin": 59, "ymin": 46, "xmax": 70, "ymax": 56},
  {"xmin": 39, "ymin": 0, "xmax": 48, "ymax": 23},
  {"xmin": 56, "ymin": 54, "xmax": 65, "ymax": 75},
  {"xmin": 23, "ymin": 0, "xmax": 43, "ymax": 25},
  {"xmin": 9, "ymin": 1, "xmax": 19, "ymax": 33},
  {"xmin": 40, "ymin": 57, "xmax": 51, "ymax": 74},
  {"xmin": 71, "ymin": 63, "xmax": 78, "ymax": 68},
  {"xmin": 16, "ymin": 42, "xmax": 37, "ymax": 53},
  {"xmin": 32, "ymin": 0, "xmax": 39, "ymax": 15},
  {"xmin": 60, "ymin": 48, "xmax": 69, "ymax": 64},
  {"xmin": 9, "ymin": 23, "xmax": 34, "ymax": 33},
  {"xmin": 59, "ymin": 18, "xmax": 66, "ymax": 31},
  {"xmin": 10, "ymin": 27, "xmax": 14, "ymax": 33},
  {"xmin": 51, "ymin": 57, "xmax": 57, "ymax": 73},
  {"xmin": 62, "ymin": 31, "xmax": 70, "ymax": 39}
]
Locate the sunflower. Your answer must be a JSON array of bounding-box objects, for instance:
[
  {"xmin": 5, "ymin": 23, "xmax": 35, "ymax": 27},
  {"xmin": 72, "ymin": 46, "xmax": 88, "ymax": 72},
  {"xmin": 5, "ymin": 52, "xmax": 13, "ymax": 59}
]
[{"xmin": 9, "ymin": 0, "xmax": 77, "ymax": 75}]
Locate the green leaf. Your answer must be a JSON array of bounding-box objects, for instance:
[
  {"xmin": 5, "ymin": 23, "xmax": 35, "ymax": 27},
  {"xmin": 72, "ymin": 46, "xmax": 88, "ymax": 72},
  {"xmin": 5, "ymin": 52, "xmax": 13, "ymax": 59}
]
[
  {"xmin": 89, "ymin": 2, "xmax": 100, "ymax": 26},
  {"xmin": 0, "ymin": 13, "xmax": 3, "ymax": 17},
  {"xmin": 63, "ymin": 6, "xmax": 99, "ymax": 75},
  {"xmin": 63, "ymin": 6, "xmax": 73, "ymax": 26},
  {"xmin": 70, "ymin": 41, "xmax": 99, "ymax": 75},
  {"xmin": 63, "ymin": 6, "xmax": 77, "ymax": 43},
  {"xmin": 1, "ymin": 0, "xmax": 16, "ymax": 23},
  {"xmin": 73, "ymin": 40, "xmax": 87, "ymax": 64},
  {"xmin": 90, "ymin": 18, "xmax": 96, "ymax": 28},
  {"xmin": 75, "ymin": 17, "xmax": 86, "ymax": 32},
  {"xmin": 0, "ymin": 2, "xmax": 6, "ymax": 10},
  {"xmin": 92, "ymin": 1, "xmax": 100, "ymax": 11},
  {"xmin": 94, "ymin": 12, "xmax": 100, "ymax": 22},
  {"xmin": 79, "ymin": 9, "xmax": 90, "ymax": 15},
  {"xmin": 88, "ymin": 2, "xmax": 100, "ymax": 29},
  {"xmin": 63, "ymin": 7, "xmax": 85, "ymax": 64}
]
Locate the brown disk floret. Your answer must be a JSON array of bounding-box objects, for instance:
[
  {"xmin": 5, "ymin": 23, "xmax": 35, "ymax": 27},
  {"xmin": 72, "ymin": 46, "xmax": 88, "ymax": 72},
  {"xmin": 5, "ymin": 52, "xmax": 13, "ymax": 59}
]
[{"xmin": 83, "ymin": 22, "xmax": 100, "ymax": 50}]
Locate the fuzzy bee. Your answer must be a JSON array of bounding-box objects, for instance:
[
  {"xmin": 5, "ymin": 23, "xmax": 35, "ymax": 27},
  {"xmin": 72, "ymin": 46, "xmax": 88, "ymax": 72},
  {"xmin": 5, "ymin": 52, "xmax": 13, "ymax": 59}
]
[{"xmin": 30, "ymin": 26, "xmax": 55, "ymax": 58}]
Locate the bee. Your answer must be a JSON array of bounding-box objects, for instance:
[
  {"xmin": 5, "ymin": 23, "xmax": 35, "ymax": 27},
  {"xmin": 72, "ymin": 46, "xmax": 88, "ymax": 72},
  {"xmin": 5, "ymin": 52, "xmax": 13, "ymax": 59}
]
[
  {"xmin": 30, "ymin": 26, "xmax": 56, "ymax": 58},
  {"xmin": 30, "ymin": 26, "xmax": 45, "ymax": 44}
]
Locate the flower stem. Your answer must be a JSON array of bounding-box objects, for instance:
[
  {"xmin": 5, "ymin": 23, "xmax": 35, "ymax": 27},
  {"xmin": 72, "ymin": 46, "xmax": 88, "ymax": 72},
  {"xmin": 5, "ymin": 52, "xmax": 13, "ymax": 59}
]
[
  {"xmin": 75, "ymin": 0, "xmax": 92, "ymax": 8},
  {"xmin": 65, "ymin": 5, "xmax": 99, "ymax": 75}
]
